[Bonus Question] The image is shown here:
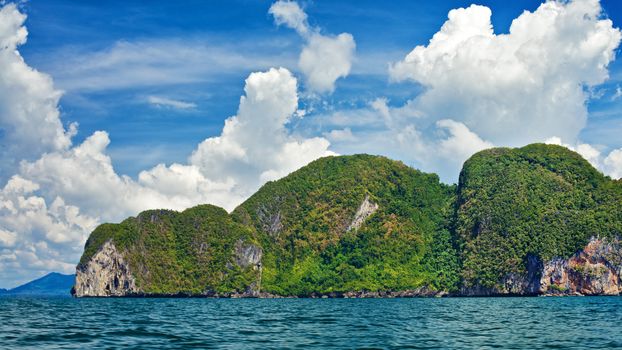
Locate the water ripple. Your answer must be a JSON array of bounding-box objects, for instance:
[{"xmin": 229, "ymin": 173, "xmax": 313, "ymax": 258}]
[{"xmin": 1, "ymin": 296, "xmax": 621, "ymax": 349}]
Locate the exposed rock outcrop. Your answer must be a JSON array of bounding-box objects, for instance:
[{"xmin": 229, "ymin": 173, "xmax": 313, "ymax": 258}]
[
  {"xmin": 540, "ymin": 237, "xmax": 622, "ymax": 296},
  {"xmin": 463, "ymin": 237, "xmax": 622, "ymax": 296},
  {"xmin": 74, "ymin": 240, "xmax": 139, "ymax": 297},
  {"xmin": 234, "ymin": 240, "xmax": 262, "ymax": 270},
  {"xmin": 256, "ymin": 198, "xmax": 283, "ymax": 236},
  {"xmin": 232, "ymin": 240, "xmax": 263, "ymax": 296},
  {"xmin": 347, "ymin": 195, "xmax": 379, "ymax": 231}
]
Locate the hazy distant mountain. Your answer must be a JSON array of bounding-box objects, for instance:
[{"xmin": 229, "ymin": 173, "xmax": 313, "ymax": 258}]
[{"xmin": 1, "ymin": 273, "xmax": 75, "ymax": 296}]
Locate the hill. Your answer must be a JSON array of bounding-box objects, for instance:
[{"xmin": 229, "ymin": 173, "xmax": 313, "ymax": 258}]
[
  {"xmin": 73, "ymin": 145, "xmax": 622, "ymax": 297},
  {"xmin": 455, "ymin": 144, "xmax": 622, "ymax": 295},
  {"xmin": 232, "ymin": 154, "xmax": 458, "ymax": 295},
  {"xmin": 1, "ymin": 273, "xmax": 75, "ymax": 296},
  {"xmin": 75, "ymin": 205, "xmax": 259, "ymax": 296}
]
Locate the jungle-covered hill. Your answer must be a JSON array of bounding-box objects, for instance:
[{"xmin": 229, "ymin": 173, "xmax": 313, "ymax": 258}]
[{"xmin": 74, "ymin": 144, "xmax": 622, "ymax": 297}]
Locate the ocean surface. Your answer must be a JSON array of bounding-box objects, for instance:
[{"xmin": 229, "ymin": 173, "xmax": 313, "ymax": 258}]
[{"xmin": 1, "ymin": 296, "xmax": 621, "ymax": 349}]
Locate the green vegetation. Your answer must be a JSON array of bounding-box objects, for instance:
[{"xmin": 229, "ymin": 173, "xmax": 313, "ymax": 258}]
[
  {"xmin": 233, "ymin": 155, "xmax": 459, "ymax": 295},
  {"xmin": 455, "ymin": 144, "xmax": 622, "ymax": 290},
  {"xmin": 79, "ymin": 205, "xmax": 259, "ymax": 294},
  {"xmin": 549, "ymin": 284, "xmax": 568, "ymax": 293},
  {"xmin": 77, "ymin": 145, "xmax": 622, "ymax": 296}
]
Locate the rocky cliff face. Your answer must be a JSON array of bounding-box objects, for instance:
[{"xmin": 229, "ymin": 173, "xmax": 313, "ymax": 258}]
[
  {"xmin": 234, "ymin": 239, "xmax": 262, "ymax": 270},
  {"xmin": 463, "ymin": 237, "xmax": 622, "ymax": 296},
  {"xmin": 231, "ymin": 240, "xmax": 263, "ymax": 296},
  {"xmin": 540, "ymin": 237, "xmax": 622, "ymax": 296},
  {"xmin": 74, "ymin": 240, "xmax": 139, "ymax": 297},
  {"xmin": 347, "ymin": 195, "xmax": 379, "ymax": 232}
]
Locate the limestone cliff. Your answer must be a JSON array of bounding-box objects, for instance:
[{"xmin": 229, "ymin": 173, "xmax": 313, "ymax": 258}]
[
  {"xmin": 540, "ymin": 237, "xmax": 622, "ymax": 296},
  {"xmin": 462, "ymin": 237, "xmax": 622, "ymax": 296},
  {"xmin": 346, "ymin": 195, "xmax": 379, "ymax": 232},
  {"xmin": 74, "ymin": 205, "xmax": 262, "ymax": 297},
  {"xmin": 74, "ymin": 241, "xmax": 139, "ymax": 297}
]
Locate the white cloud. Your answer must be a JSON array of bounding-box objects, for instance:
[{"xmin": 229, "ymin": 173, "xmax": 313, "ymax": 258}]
[
  {"xmin": 0, "ymin": 230, "xmax": 17, "ymax": 248},
  {"xmin": 366, "ymin": 98, "xmax": 493, "ymax": 179},
  {"xmin": 435, "ymin": 119, "xmax": 494, "ymax": 161},
  {"xmin": 545, "ymin": 137, "xmax": 601, "ymax": 167},
  {"xmin": 305, "ymin": 0, "xmax": 619, "ymax": 182},
  {"xmin": 0, "ymin": 4, "xmax": 76, "ymax": 177},
  {"xmin": 2, "ymin": 67, "xmax": 333, "ymax": 287},
  {"xmin": 299, "ymin": 33, "xmax": 356, "ymax": 93},
  {"xmin": 389, "ymin": 0, "xmax": 621, "ymax": 146},
  {"xmin": 147, "ymin": 96, "xmax": 197, "ymax": 110},
  {"xmin": 305, "ymin": 97, "xmax": 494, "ymax": 182},
  {"xmin": 323, "ymin": 128, "xmax": 356, "ymax": 142},
  {"xmin": 0, "ymin": 5, "xmax": 334, "ymax": 287},
  {"xmin": 187, "ymin": 67, "xmax": 334, "ymax": 188},
  {"xmin": 269, "ymin": 0, "xmax": 309, "ymax": 36},
  {"xmin": 604, "ymin": 149, "xmax": 622, "ymax": 179},
  {"xmin": 0, "ymin": 175, "xmax": 99, "ymax": 285},
  {"xmin": 36, "ymin": 38, "xmax": 298, "ymax": 92},
  {"xmin": 270, "ymin": 0, "xmax": 356, "ymax": 94}
]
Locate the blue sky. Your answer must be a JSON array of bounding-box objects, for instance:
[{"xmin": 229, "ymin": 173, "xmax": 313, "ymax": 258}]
[
  {"xmin": 18, "ymin": 0, "xmax": 622, "ymax": 176},
  {"xmin": 0, "ymin": 0, "xmax": 621, "ymax": 287}
]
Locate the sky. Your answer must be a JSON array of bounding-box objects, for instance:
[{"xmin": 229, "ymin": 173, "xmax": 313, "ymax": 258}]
[{"xmin": 0, "ymin": 0, "xmax": 621, "ymax": 287}]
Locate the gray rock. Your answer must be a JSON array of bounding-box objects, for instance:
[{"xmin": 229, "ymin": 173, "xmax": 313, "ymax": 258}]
[
  {"xmin": 540, "ymin": 237, "xmax": 622, "ymax": 295},
  {"xmin": 347, "ymin": 195, "xmax": 379, "ymax": 232},
  {"xmin": 74, "ymin": 240, "xmax": 139, "ymax": 297},
  {"xmin": 234, "ymin": 240, "xmax": 262, "ymax": 270},
  {"xmin": 257, "ymin": 200, "xmax": 283, "ymax": 236}
]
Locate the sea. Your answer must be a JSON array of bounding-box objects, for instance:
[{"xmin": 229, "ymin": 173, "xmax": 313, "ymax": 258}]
[{"xmin": 1, "ymin": 296, "xmax": 621, "ymax": 349}]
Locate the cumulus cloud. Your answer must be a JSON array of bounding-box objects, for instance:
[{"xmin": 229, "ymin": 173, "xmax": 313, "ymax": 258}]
[
  {"xmin": 270, "ymin": 0, "xmax": 355, "ymax": 94},
  {"xmin": 0, "ymin": 5, "xmax": 333, "ymax": 287},
  {"xmin": 435, "ymin": 119, "xmax": 495, "ymax": 161},
  {"xmin": 0, "ymin": 175, "xmax": 99, "ymax": 285},
  {"xmin": 0, "ymin": 67, "xmax": 333, "ymax": 286},
  {"xmin": 371, "ymin": 99, "xmax": 494, "ymax": 178},
  {"xmin": 147, "ymin": 96, "xmax": 197, "ymax": 109},
  {"xmin": 140, "ymin": 68, "xmax": 334, "ymax": 208},
  {"xmin": 0, "ymin": 4, "xmax": 76, "ymax": 176},
  {"xmin": 307, "ymin": 0, "xmax": 619, "ymax": 181},
  {"xmin": 269, "ymin": 0, "xmax": 309, "ymax": 36},
  {"xmin": 389, "ymin": 0, "xmax": 621, "ymax": 146},
  {"xmin": 187, "ymin": 67, "xmax": 334, "ymax": 186}
]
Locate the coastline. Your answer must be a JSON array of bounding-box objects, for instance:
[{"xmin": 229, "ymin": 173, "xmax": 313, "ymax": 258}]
[{"xmin": 72, "ymin": 289, "xmax": 621, "ymax": 299}]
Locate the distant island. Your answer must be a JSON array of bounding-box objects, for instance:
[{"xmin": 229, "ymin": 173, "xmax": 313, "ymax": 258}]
[
  {"xmin": 1, "ymin": 273, "xmax": 74, "ymax": 297},
  {"xmin": 73, "ymin": 144, "xmax": 622, "ymax": 298}
]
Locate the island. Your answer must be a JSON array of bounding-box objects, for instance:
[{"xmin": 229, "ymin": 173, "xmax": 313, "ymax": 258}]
[{"xmin": 73, "ymin": 144, "xmax": 622, "ymax": 297}]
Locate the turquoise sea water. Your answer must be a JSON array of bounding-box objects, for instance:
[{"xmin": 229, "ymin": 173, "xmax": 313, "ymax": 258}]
[{"xmin": 1, "ymin": 296, "xmax": 621, "ymax": 349}]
